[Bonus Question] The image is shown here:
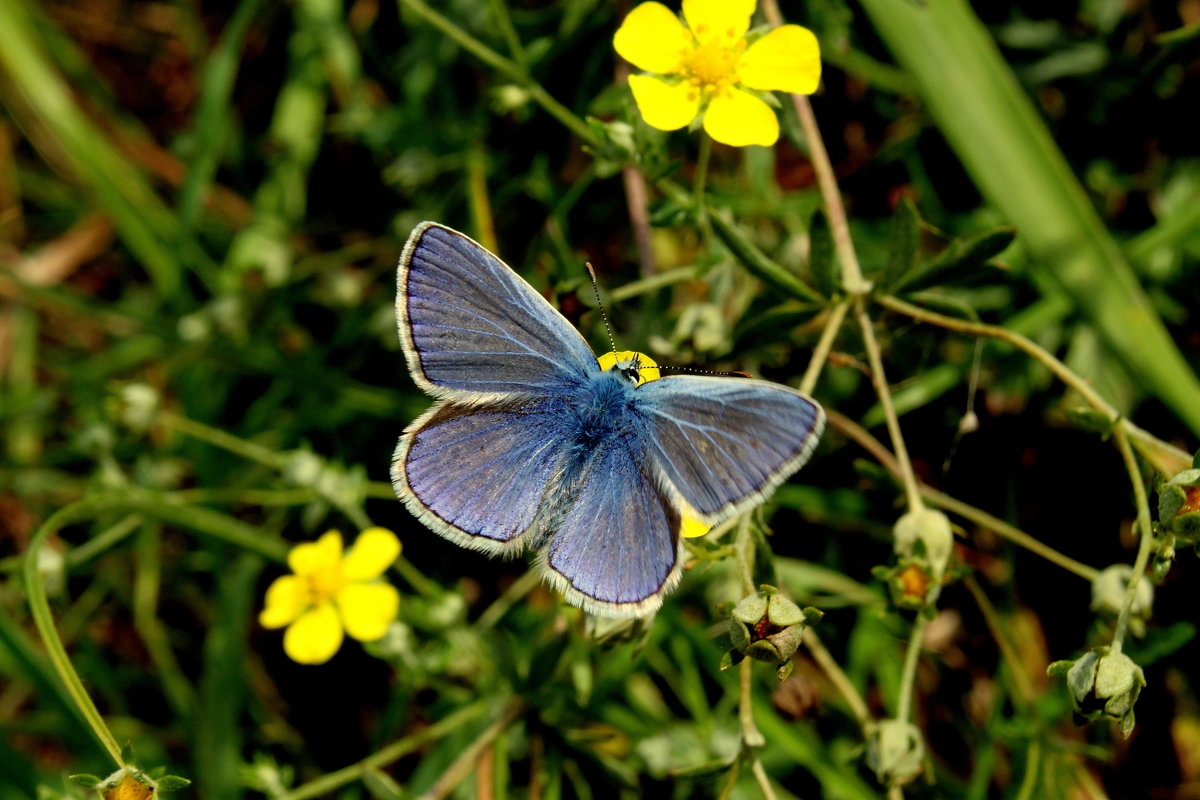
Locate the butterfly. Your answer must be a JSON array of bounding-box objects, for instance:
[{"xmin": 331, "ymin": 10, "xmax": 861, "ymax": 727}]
[{"xmin": 392, "ymin": 222, "xmax": 825, "ymax": 618}]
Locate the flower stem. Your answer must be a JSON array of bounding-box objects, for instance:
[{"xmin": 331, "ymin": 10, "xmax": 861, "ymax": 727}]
[
  {"xmin": 160, "ymin": 410, "xmax": 284, "ymax": 468},
  {"xmin": 758, "ymin": 0, "xmax": 866, "ymax": 295},
  {"xmin": 799, "ymin": 301, "xmax": 849, "ymax": 396},
  {"xmin": 804, "ymin": 629, "xmax": 873, "ymax": 734},
  {"xmin": 855, "ymin": 300, "xmax": 924, "ymax": 512},
  {"xmin": 1110, "ymin": 425, "xmax": 1156, "ymax": 652},
  {"xmin": 895, "ymin": 614, "xmax": 926, "ymax": 724},
  {"xmin": 396, "ymin": 0, "xmax": 597, "ymax": 146},
  {"xmin": 749, "ymin": 757, "xmax": 781, "ymax": 800}
]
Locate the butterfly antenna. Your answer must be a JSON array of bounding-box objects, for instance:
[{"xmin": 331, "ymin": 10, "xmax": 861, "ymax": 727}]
[
  {"xmin": 645, "ymin": 364, "xmax": 753, "ymax": 379},
  {"xmin": 585, "ymin": 262, "xmax": 619, "ymax": 357}
]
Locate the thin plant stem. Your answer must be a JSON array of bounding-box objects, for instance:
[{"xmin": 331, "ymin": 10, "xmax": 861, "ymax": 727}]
[
  {"xmin": 799, "ymin": 301, "xmax": 849, "ymax": 396},
  {"xmin": 396, "ymin": 0, "xmax": 597, "ymax": 146},
  {"xmin": 159, "ymin": 410, "xmax": 284, "ymax": 468},
  {"xmin": 1110, "ymin": 425, "xmax": 1156, "ymax": 652},
  {"xmin": 418, "ymin": 698, "xmax": 525, "ymax": 800},
  {"xmin": 1014, "ymin": 739, "xmax": 1042, "ymax": 800},
  {"xmin": 760, "ymin": 0, "xmax": 865, "ymax": 294},
  {"xmin": 738, "ymin": 659, "xmax": 765, "ymax": 748},
  {"xmin": 894, "ymin": 614, "xmax": 927, "ymax": 724},
  {"xmin": 749, "ymin": 757, "xmax": 781, "ymax": 800},
  {"xmin": 854, "ymin": 301, "xmax": 924, "ymax": 511},
  {"xmin": 828, "ymin": 410, "xmax": 1100, "ymax": 581},
  {"xmin": 282, "ymin": 700, "xmax": 493, "ymax": 800},
  {"xmin": 715, "ymin": 758, "xmax": 742, "ymax": 800},
  {"xmin": 734, "ymin": 519, "xmax": 765, "ymax": 747},
  {"xmin": 487, "ymin": 0, "xmax": 526, "ymax": 65},
  {"xmin": 804, "ymin": 629, "xmax": 873, "ymax": 734}
]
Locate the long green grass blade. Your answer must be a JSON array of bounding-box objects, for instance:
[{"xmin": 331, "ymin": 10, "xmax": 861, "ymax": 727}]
[{"xmin": 858, "ymin": 0, "xmax": 1200, "ymax": 436}]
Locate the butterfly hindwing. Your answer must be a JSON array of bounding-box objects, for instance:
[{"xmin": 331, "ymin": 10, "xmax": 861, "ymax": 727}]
[
  {"xmin": 540, "ymin": 435, "xmax": 683, "ymax": 618},
  {"xmin": 398, "ymin": 223, "xmax": 599, "ymax": 399},
  {"xmin": 393, "ymin": 396, "xmax": 574, "ymax": 556},
  {"xmin": 635, "ymin": 375, "xmax": 825, "ymax": 522}
]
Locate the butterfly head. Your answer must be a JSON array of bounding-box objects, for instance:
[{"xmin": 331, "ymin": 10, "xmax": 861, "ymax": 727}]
[{"xmin": 598, "ymin": 350, "xmax": 661, "ymax": 387}]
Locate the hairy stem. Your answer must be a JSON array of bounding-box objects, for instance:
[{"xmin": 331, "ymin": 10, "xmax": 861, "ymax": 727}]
[{"xmin": 1110, "ymin": 425, "xmax": 1156, "ymax": 652}]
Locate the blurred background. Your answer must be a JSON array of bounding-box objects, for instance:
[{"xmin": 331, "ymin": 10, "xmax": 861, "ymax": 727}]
[{"xmin": 2, "ymin": 0, "xmax": 1199, "ymax": 798}]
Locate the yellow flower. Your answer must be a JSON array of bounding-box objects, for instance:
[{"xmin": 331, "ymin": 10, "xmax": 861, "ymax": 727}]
[
  {"xmin": 598, "ymin": 350, "xmax": 711, "ymax": 538},
  {"xmin": 260, "ymin": 528, "xmax": 401, "ymax": 664},
  {"xmin": 614, "ymin": 0, "xmax": 821, "ymax": 147}
]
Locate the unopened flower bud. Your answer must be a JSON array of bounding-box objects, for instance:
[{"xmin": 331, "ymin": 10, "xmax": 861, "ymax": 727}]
[
  {"xmin": 866, "ymin": 719, "xmax": 924, "ymax": 787},
  {"xmin": 1158, "ymin": 468, "xmax": 1200, "ymax": 544},
  {"xmin": 723, "ymin": 586, "xmax": 822, "ymax": 677},
  {"xmin": 893, "ymin": 509, "xmax": 953, "ymax": 581},
  {"xmin": 1049, "ymin": 646, "xmax": 1145, "ymax": 737}
]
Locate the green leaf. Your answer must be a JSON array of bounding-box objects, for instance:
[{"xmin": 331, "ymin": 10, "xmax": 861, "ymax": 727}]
[
  {"xmin": 68, "ymin": 775, "xmax": 102, "ymax": 788},
  {"xmin": 880, "ymin": 196, "xmax": 922, "ymax": 290},
  {"xmin": 889, "ymin": 227, "xmax": 1015, "ymax": 294}
]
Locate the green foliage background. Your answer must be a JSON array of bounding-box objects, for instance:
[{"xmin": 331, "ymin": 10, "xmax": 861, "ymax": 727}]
[{"xmin": 1, "ymin": 0, "xmax": 1199, "ymax": 798}]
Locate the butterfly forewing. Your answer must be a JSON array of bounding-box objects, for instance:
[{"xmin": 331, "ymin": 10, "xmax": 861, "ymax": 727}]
[
  {"xmin": 635, "ymin": 376, "xmax": 825, "ymax": 521},
  {"xmin": 398, "ymin": 223, "xmax": 598, "ymax": 399}
]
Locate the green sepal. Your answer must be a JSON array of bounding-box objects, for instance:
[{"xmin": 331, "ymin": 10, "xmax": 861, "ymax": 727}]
[
  {"xmin": 776, "ymin": 660, "xmax": 795, "ymax": 681},
  {"xmin": 157, "ymin": 776, "xmax": 192, "ymax": 792},
  {"xmin": 69, "ymin": 775, "xmax": 102, "ymax": 788}
]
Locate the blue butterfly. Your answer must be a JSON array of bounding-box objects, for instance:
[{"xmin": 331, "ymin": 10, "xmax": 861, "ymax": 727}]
[{"xmin": 392, "ymin": 222, "xmax": 824, "ymax": 618}]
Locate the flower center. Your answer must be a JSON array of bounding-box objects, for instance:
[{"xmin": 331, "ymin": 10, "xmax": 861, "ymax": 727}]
[
  {"xmin": 681, "ymin": 40, "xmax": 741, "ymax": 90},
  {"xmin": 303, "ymin": 563, "xmax": 344, "ymax": 604}
]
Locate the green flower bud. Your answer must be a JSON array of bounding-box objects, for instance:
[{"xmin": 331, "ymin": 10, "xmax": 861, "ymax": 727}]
[
  {"xmin": 1090, "ymin": 565, "xmax": 1153, "ymax": 637},
  {"xmin": 1158, "ymin": 468, "xmax": 1200, "ymax": 544},
  {"xmin": 724, "ymin": 586, "xmax": 822, "ymax": 674},
  {"xmin": 893, "ymin": 509, "xmax": 954, "ymax": 581},
  {"xmin": 866, "ymin": 719, "xmax": 924, "ymax": 787},
  {"xmin": 1048, "ymin": 646, "xmax": 1145, "ymax": 737}
]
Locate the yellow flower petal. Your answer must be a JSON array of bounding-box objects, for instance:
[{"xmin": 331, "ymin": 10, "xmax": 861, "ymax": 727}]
[
  {"xmin": 614, "ymin": 2, "xmax": 692, "ymax": 74},
  {"xmin": 283, "ymin": 602, "xmax": 344, "ymax": 665},
  {"xmin": 682, "ymin": 0, "xmax": 755, "ymax": 44},
  {"xmin": 736, "ymin": 25, "xmax": 821, "ymax": 94},
  {"xmin": 337, "ymin": 582, "xmax": 400, "ymax": 642},
  {"xmin": 628, "ymin": 74, "xmax": 701, "ymax": 132},
  {"xmin": 343, "ymin": 527, "xmax": 401, "ymax": 581},
  {"xmin": 681, "ymin": 513, "xmax": 712, "ymax": 538},
  {"xmin": 288, "ymin": 530, "xmax": 342, "ymax": 577},
  {"xmin": 597, "ymin": 350, "xmax": 661, "ymax": 386},
  {"xmin": 259, "ymin": 575, "xmax": 307, "ymax": 629},
  {"xmin": 703, "ymin": 87, "xmax": 779, "ymax": 147}
]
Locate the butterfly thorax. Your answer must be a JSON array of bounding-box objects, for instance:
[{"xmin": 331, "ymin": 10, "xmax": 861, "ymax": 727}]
[{"xmin": 569, "ymin": 370, "xmax": 643, "ymax": 452}]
